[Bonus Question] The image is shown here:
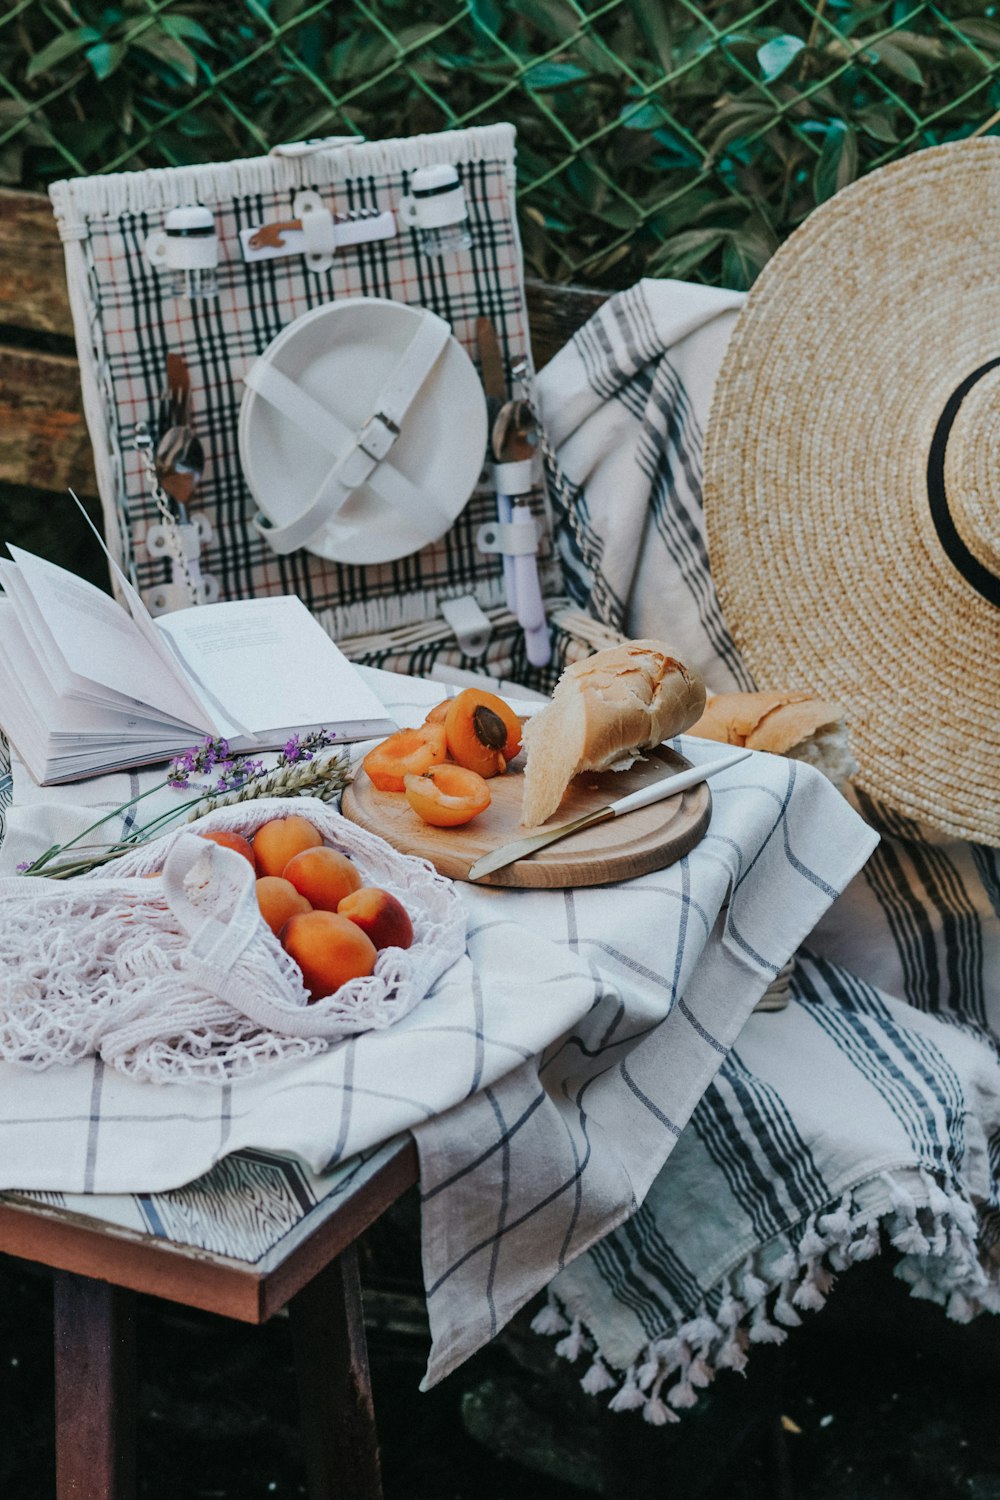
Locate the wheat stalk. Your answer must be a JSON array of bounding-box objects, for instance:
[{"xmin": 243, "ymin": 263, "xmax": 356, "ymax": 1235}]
[{"xmin": 184, "ymin": 751, "xmax": 353, "ymax": 822}]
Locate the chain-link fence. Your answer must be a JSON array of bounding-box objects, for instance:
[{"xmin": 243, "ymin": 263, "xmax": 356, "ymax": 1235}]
[{"xmin": 3, "ymin": 0, "xmax": 1000, "ymax": 288}]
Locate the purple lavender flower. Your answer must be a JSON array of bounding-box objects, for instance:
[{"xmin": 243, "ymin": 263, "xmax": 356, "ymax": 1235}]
[
  {"xmin": 278, "ymin": 729, "xmax": 336, "ymax": 767},
  {"xmin": 15, "ymin": 861, "xmax": 31, "ymax": 873},
  {"xmin": 212, "ymin": 754, "xmax": 268, "ymax": 794},
  {"xmin": 167, "ymin": 749, "xmax": 196, "ymax": 787}
]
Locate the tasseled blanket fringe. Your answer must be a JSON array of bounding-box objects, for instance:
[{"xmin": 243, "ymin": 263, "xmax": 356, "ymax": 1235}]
[{"xmin": 531, "ymin": 1167, "xmax": 997, "ymax": 1424}]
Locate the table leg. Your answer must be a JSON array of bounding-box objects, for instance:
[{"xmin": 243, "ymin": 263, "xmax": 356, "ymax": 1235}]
[
  {"xmin": 290, "ymin": 1244, "xmax": 382, "ymax": 1500},
  {"xmin": 53, "ymin": 1271, "xmax": 136, "ymax": 1500}
]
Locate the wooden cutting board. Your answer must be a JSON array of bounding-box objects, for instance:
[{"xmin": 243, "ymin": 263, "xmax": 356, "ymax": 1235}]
[{"xmin": 340, "ymin": 747, "xmax": 711, "ymax": 888}]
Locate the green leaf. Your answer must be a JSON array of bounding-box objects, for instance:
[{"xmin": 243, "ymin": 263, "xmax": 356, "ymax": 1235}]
[
  {"xmin": 857, "ymin": 105, "xmax": 899, "ymax": 143},
  {"xmin": 757, "ymin": 34, "xmax": 805, "ymax": 83},
  {"xmin": 161, "ymin": 16, "xmax": 216, "ymax": 49},
  {"xmin": 626, "ymin": 0, "xmax": 673, "ymax": 72},
  {"xmin": 648, "ymin": 227, "xmax": 727, "ymax": 278},
  {"xmin": 85, "ymin": 40, "xmax": 126, "ymax": 80},
  {"xmin": 955, "ymin": 17, "xmax": 1000, "ymax": 50},
  {"xmin": 869, "ymin": 39, "xmax": 924, "ymax": 86},
  {"xmin": 619, "ymin": 99, "xmax": 668, "ymax": 131},
  {"xmin": 814, "ymin": 121, "xmax": 858, "ymax": 203},
  {"xmin": 133, "ymin": 31, "xmax": 199, "ymax": 86},
  {"xmin": 25, "ymin": 26, "xmax": 101, "ymax": 80},
  {"xmin": 467, "ymin": 0, "xmax": 503, "ymax": 35},
  {"xmin": 721, "ymin": 225, "xmax": 774, "ymax": 288},
  {"xmin": 704, "ymin": 100, "xmax": 778, "ymax": 157},
  {"xmin": 524, "ymin": 60, "xmax": 588, "ymax": 88}
]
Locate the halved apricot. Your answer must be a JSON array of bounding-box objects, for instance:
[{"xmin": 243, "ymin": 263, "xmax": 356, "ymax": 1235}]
[
  {"xmin": 403, "ymin": 763, "xmax": 491, "ymax": 827},
  {"xmin": 443, "ymin": 688, "xmax": 522, "ymax": 779},
  {"xmin": 422, "ymin": 700, "xmax": 450, "ymax": 724},
  {"xmin": 362, "ymin": 723, "xmax": 447, "ymax": 793}
]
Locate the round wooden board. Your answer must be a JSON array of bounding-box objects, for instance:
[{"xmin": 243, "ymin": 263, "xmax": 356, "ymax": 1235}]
[{"xmin": 341, "ymin": 747, "xmax": 711, "ymax": 888}]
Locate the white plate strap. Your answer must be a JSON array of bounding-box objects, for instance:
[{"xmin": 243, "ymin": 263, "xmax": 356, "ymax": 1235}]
[{"xmin": 251, "ymin": 310, "xmax": 452, "ymax": 555}]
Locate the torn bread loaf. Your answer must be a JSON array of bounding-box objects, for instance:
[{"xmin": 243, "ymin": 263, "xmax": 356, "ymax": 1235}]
[
  {"xmin": 688, "ymin": 690, "xmax": 857, "ymax": 790},
  {"xmin": 520, "ymin": 640, "xmax": 706, "ymax": 827}
]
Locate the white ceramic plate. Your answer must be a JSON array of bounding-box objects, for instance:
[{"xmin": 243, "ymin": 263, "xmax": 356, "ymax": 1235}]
[{"xmin": 239, "ymin": 296, "xmax": 487, "ymax": 564}]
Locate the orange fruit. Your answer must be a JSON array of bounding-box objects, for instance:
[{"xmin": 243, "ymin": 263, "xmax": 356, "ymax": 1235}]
[
  {"xmin": 200, "ymin": 830, "xmax": 255, "ymax": 867},
  {"xmin": 280, "ymin": 910, "xmax": 378, "ymax": 1000},
  {"xmin": 362, "ymin": 723, "xmax": 447, "ymax": 793},
  {"xmin": 338, "ymin": 887, "xmax": 414, "ymax": 951},
  {"xmin": 255, "ymin": 876, "xmax": 312, "ymax": 936},
  {"xmin": 443, "ymin": 689, "xmax": 522, "ymax": 778},
  {"xmin": 403, "ymin": 763, "xmax": 491, "ymax": 827},
  {"xmin": 253, "ymin": 815, "xmax": 323, "ymax": 878},
  {"xmin": 282, "ymin": 846, "xmax": 363, "ymax": 911}
]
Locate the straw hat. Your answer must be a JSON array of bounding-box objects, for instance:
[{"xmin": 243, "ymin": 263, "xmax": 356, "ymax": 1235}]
[{"xmin": 703, "ymin": 138, "xmax": 1000, "ymax": 847}]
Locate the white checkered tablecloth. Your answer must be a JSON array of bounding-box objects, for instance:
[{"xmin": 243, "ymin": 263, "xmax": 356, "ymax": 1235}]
[{"xmin": 0, "ymin": 667, "xmax": 877, "ymax": 1387}]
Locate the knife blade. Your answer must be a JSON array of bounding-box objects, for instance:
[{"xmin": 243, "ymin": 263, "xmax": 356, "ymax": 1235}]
[{"xmin": 467, "ymin": 748, "xmax": 752, "ymax": 881}]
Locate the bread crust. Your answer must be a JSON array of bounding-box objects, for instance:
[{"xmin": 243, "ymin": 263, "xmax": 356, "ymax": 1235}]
[
  {"xmin": 688, "ymin": 690, "xmax": 846, "ymax": 754},
  {"xmin": 520, "ymin": 641, "xmax": 706, "ymax": 826}
]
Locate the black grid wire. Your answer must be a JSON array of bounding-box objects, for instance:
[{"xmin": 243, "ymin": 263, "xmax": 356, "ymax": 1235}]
[{"xmin": 3, "ymin": 0, "xmax": 1000, "ymax": 288}]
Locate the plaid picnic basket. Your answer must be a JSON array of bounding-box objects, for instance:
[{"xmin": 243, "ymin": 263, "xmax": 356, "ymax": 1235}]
[{"xmin": 48, "ymin": 125, "xmax": 619, "ymax": 692}]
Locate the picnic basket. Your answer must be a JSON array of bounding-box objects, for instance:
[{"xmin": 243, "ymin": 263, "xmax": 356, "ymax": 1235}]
[{"xmin": 48, "ymin": 125, "xmax": 620, "ymax": 693}]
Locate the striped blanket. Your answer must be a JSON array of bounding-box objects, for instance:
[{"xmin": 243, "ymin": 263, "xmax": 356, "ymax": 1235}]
[{"xmin": 533, "ymin": 280, "xmax": 1000, "ymax": 1420}]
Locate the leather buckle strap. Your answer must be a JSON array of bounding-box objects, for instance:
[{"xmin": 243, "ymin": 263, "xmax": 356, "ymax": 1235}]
[{"xmin": 358, "ymin": 411, "xmax": 400, "ymax": 462}]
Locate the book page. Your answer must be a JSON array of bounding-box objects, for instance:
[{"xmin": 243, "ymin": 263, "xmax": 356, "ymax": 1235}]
[
  {"xmin": 5, "ymin": 547, "xmax": 213, "ymax": 732},
  {"xmin": 154, "ymin": 596, "xmax": 393, "ymax": 738}
]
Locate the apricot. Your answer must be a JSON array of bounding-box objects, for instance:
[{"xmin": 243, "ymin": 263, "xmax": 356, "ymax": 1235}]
[
  {"xmin": 200, "ymin": 830, "xmax": 255, "ymax": 867},
  {"xmin": 444, "ymin": 688, "xmax": 522, "ymax": 778},
  {"xmin": 338, "ymin": 886, "xmax": 414, "ymax": 951},
  {"xmin": 280, "ymin": 910, "xmax": 378, "ymax": 1001},
  {"xmin": 362, "ymin": 723, "xmax": 447, "ymax": 792},
  {"xmin": 256, "ymin": 876, "xmax": 312, "ymax": 936},
  {"xmin": 253, "ymin": 815, "xmax": 323, "ymax": 878},
  {"xmin": 403, "ymin": 763, "xmax": 491, "ymax": 827},
  {"xmin": 282, "ymin": 845, "xmax": 362, "ymax": 911},
  {"xmin": 422, "ymin": 699, "xmax": 450, "ymax": 724}
]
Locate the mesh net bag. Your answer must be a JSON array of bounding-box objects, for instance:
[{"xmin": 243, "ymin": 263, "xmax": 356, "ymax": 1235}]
[{"xmin": 0, "ymin": 798, "xmax": 465, "ymax": 1085}]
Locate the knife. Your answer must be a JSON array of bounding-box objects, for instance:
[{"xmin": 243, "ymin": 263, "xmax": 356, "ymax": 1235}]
[
  {"xmin": 476, "ymin": 317, "xmax": 518, "ymax": 615},
  {"xmin": 467, "ymin": 748, "xmax": 752, "ymax": 881}
]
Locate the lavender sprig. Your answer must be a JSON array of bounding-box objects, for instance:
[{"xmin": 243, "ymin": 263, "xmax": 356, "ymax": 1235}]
[{"xmin": 16, "ymin": 731, "xmax": 352, "ymax": 880}]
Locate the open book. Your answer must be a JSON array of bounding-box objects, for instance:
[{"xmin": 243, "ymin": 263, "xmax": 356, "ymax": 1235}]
[{"xmin": 0, "ymin": 546, "xmax": 396, "ymax": 784}]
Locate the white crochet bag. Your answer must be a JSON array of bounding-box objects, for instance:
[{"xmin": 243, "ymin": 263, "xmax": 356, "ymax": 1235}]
[{"xmin": 0, "ymin": 798, "xmax": 465, "ymax": 1085}]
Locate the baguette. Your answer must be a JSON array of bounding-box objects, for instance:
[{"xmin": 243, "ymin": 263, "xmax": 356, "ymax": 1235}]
[
  {"xmin": 688, "ymin": 690, "xmax": 857, "ymax": 790},
  {"xmin": 520, "ymin": 640, "xmax": 706, "ymax": 827}
]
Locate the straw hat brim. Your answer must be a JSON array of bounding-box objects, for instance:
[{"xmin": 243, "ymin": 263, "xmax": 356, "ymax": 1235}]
[{"xmin": 704, "ymin": 139, "xmax": 1000, "ymax": 846}]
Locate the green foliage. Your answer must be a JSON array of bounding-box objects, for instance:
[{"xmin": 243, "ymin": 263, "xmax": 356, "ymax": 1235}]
[{"xmin": 3, "ymin": 0, "xmax": 1000, "ymax": 289}]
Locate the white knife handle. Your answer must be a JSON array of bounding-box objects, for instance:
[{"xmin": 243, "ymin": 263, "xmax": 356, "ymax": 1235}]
[{"xmin": 609, "ymin": 748, "xmax": 751, "ymax": 817}]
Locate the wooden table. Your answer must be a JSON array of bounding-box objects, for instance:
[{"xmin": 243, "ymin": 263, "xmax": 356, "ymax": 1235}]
[{"xmin": 0, "ymin": 1135, "xmax": 417, "ymax": 1499}]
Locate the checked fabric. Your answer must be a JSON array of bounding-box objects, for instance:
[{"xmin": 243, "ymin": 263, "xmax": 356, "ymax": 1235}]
[
  {"xmin": 0, "ymin": 666, "xmax": 876, "ymax": 1388},
  {"xmin": 531, "ymin": 279, "xmax": 1000, "ymax": 1421}
]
